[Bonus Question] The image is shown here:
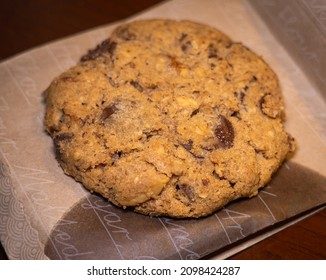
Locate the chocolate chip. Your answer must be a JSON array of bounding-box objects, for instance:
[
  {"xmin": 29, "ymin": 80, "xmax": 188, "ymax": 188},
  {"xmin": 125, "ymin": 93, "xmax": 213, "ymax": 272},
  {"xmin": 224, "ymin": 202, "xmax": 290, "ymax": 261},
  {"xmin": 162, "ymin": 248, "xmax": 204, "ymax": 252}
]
[
  {"xmin": 54, "ymin": 132, "xmax": 74, "ymax": 142},
  {"xmin": 250, "ymin": 75, "xmax": 258, "ymax": 82},
  {"xmin": 179, "ymin": 33, "xmax": 192, "ymax": 53},
  {"xmin": 234, "ymin": 91, "xmax": 245, "ymax": 105},
  {"xmin": 214, "ymin": 115, "xmax": 234, "ymax": 149},
  {"xmin": 179, "ymin": 33, "xmax": 188, "ymax": 41},
  {"xmin": 130, "ymin": 80, "xmax": 144, "ymax": 92},
  {"xmin": 259, "ymin": 94, "xmax": 267, "ymax": 109},
  {"xmin": 202, "ymin": 179, "xmax": 209, "ymax": 186},
  {"xmin": 112, "ymin": 151, "xmax": 123, "ymax": 162},
  {"xmin": 177, "ymin": 184, "xmax": 195, "ymax": 201},
  {"xmin": 101, "ymin": 103, "xmax": 118, "ymax": 121},
  {"xmin": 190, "ymin": 108, "xmax": 199, "ymax": 117},
  {"xmin": 231, "ymin": 110, "xmax": 241, "ymax": 120},
  {"xmin": 107, "ymin": 41, "xmax": 117, "ymax": 60},
  {"xmin": 146, "ymin": 84, "xmax": 158, "ymax": 93},
  {"xmin": 181, "ymin": 41, "xmax": 192, "ymax": 52},
  {"xmin": 48, "ymin": 126, "xmax": 57, "ymax": 134},
  {"xmin": 116, "ymin": 27, "xmax": 136, "ymax": 41},
  {"xmin": 80, "ymin": 39, "xmax": 117, "ymax": 62},
  {"xmin": 207, "ymin": 44, "xmax": 218, "ymax": 59},
  {"xmin": 182, "ymin": 139, "xmax": 193, "ymax": 151},
  {"xmin": 53, "ymin": 132, "xmax": 74, "ymax": 159},
  {"xmin": 224, "ymin": 75, "xmax": 231, "ymax": 82}
]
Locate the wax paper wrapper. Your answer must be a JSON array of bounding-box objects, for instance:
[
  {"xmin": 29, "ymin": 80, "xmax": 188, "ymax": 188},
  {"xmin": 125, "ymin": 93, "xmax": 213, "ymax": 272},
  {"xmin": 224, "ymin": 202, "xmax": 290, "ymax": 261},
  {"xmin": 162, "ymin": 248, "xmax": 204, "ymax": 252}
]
[{"xmin": 0, "ymin": 0, "xmax": 325, "ymax": 259}]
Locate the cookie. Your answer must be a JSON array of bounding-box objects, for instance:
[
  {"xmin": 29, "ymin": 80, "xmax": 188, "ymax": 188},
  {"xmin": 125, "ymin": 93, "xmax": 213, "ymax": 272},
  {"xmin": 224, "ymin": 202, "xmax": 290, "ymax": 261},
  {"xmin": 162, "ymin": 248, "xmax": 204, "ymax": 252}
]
[{"xmin": 44, "ymin": 19, "xmax": 295, "ymax": 218}]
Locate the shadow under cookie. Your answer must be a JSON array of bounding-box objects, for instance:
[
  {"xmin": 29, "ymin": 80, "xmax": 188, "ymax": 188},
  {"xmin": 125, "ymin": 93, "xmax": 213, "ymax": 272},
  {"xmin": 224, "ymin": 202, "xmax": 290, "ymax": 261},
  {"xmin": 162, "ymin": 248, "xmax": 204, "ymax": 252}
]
[{"xmin": 44, "ymin": 162, "xmax": 326, "ymax": 260}]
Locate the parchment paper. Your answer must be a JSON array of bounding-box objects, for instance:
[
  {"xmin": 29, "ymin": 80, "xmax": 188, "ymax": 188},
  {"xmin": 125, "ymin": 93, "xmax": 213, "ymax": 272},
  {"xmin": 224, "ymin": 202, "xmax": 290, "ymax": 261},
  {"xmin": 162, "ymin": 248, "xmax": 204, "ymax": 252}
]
[{"xmin": 0, "ymin": 0, "xmax": 325, "ymax": 260}]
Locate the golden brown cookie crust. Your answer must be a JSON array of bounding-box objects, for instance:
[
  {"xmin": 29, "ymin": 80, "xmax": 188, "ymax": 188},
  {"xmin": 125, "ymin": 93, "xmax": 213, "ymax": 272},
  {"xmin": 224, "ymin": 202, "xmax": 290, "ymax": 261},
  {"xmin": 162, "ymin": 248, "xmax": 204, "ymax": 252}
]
[{"xmin": 44, "ymin": 19, "xmax": 295, "ymax": 218}]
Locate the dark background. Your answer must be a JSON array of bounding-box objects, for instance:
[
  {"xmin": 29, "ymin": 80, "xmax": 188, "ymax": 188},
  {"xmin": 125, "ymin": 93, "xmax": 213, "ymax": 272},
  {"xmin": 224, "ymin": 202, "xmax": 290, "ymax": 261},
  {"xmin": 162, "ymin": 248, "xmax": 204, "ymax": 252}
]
[{"xmin": 0, "ymin": 0, "xmax": 325, "ymax": 260}]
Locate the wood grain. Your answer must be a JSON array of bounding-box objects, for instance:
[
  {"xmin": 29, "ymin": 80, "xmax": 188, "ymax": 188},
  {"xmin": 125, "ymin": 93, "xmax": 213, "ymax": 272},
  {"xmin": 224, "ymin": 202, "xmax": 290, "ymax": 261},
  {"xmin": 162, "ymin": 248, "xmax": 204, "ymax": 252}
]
[{"xmin": 0, "ymin": 0, "xmax": 325, "ymax": 260}]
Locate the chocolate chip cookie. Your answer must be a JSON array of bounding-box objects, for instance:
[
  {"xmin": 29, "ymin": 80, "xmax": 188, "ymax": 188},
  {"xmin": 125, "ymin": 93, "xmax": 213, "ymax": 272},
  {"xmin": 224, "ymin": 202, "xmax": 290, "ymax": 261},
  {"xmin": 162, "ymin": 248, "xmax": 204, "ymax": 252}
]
[{"xmin": 44, "ymin": 19, "xmax": 295, "ymax": 218}]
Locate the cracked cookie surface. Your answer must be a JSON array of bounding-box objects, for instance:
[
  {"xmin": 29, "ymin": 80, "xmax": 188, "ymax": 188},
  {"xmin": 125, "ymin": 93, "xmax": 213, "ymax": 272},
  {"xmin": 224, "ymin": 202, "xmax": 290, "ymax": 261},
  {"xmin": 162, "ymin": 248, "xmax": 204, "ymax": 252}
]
[{"xmin": 44, "ymin": 19, "xmax": 295, "ymax": 218}]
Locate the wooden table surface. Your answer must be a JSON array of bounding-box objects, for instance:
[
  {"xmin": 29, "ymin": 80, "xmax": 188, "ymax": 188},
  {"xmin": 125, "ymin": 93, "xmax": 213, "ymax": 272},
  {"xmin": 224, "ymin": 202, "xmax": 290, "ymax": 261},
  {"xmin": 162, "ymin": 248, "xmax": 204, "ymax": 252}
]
[{"xmin": 0, "ymin": 0, "xmax": 325, "ymax": 260}]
